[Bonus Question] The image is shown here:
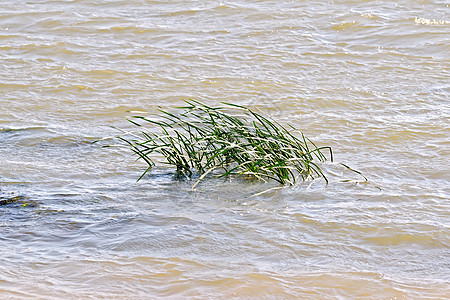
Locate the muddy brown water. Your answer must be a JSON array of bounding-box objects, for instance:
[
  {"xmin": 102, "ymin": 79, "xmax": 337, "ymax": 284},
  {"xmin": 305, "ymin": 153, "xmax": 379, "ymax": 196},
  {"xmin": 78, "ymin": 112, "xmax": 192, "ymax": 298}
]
[{"xmin": 1, "ymin": 1, "xmax": 449, "ymax": 298}]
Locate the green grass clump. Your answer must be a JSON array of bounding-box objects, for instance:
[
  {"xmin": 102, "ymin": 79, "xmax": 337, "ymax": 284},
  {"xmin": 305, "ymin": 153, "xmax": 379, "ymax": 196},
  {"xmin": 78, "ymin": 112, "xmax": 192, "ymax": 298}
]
[{"xmin": 120, "ymin": 100, "xmax": 333, "ymax": 186}]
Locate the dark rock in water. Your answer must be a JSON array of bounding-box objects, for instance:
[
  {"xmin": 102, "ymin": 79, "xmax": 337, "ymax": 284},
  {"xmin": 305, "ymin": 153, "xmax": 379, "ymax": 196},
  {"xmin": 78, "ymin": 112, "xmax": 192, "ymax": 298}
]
[{"xmin": 0, "ymin": 195, "xmax": 36, "ymax": 207}]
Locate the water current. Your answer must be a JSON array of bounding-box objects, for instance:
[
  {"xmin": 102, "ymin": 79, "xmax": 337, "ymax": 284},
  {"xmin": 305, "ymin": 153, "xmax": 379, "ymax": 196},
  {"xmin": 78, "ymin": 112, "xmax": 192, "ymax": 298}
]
[{"xmin": 1, "ymin": 0, "xmax": 449, "ymax": 298}]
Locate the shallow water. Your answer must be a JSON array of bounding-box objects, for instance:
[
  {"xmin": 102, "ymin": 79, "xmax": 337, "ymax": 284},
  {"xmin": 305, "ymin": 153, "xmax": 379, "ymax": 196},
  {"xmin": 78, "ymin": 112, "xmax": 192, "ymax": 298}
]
[{"xmin": 1, "ymin": 0, "xmax": 449, "ymax": 298}]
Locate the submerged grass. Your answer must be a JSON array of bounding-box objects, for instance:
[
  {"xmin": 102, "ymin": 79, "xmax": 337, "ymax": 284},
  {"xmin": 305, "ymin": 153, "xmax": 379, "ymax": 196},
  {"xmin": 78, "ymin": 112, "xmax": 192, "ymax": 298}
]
[{"xmin": 119, "ymin": 100, "xmax": 333, "ymax": 186}]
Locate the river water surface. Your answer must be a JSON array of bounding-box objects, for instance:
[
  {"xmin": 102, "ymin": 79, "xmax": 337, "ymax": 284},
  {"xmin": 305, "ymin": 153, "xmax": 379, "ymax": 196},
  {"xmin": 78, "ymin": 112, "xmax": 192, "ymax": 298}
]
[{"xmin": 1, "ymin": 0, "xmax": 449, "ymax": 299}]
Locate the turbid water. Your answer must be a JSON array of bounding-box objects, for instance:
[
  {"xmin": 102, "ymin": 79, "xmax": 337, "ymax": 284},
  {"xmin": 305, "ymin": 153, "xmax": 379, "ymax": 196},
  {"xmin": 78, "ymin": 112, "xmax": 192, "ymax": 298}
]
[{"xmin": 1, "ymin": 0, "xmax": 449, "ymax": 298}]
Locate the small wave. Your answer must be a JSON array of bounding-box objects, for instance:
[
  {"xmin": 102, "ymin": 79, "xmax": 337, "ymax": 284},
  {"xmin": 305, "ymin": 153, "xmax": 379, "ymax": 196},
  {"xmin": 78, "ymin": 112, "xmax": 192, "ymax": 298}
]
[{"xmin": 414, "ymin": 17, "xmax": 449, "ymax": 25}]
